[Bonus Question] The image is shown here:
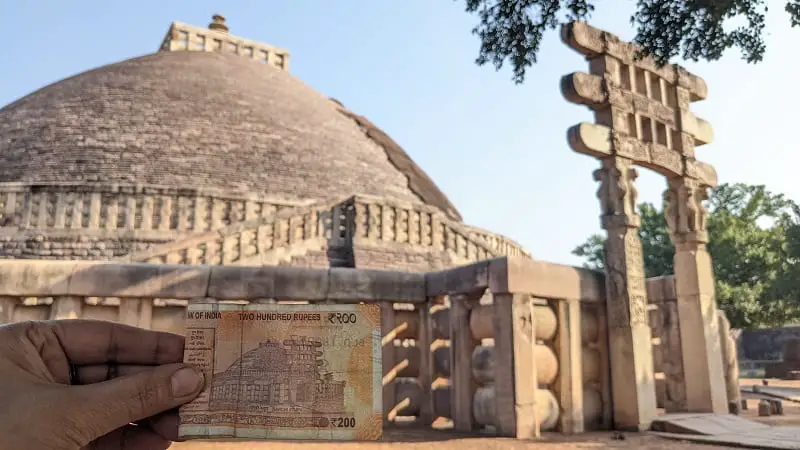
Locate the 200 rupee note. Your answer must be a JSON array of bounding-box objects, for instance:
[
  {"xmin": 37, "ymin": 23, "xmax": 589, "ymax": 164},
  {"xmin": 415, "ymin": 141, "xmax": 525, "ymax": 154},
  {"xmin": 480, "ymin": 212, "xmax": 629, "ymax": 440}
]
[{"xmin": 178, "ymin": 302, "xmax": 383, "ymax": 441}]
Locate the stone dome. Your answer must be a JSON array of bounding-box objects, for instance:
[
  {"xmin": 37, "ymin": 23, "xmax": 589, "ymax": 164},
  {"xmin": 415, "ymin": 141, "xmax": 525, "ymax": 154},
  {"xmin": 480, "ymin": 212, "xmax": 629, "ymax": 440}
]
[{"xmin": 0, "ymin": 49, "xmax": 462, "ymax": 221}]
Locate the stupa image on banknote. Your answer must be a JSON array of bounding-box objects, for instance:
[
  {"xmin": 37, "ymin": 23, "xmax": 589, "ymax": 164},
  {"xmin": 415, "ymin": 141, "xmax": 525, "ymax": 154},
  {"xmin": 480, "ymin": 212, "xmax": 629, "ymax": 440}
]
[
  {"xmin": 209, "ymin": 336, "xmax": 347, "ymax": 415},
  {"xmin": 179, "ymin": 302, "xmax": 382, "ymax": 440}
]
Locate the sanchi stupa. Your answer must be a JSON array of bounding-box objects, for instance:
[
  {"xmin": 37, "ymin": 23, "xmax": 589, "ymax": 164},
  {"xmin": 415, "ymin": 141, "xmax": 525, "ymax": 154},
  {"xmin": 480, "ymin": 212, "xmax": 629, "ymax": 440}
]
[
  {"xmin": 0, "ymin": 14, "xmax": 526, "ymax": 270},
  {"xmin": 0, "ymin": 15, "xmax": 745, "ymax": 441}
]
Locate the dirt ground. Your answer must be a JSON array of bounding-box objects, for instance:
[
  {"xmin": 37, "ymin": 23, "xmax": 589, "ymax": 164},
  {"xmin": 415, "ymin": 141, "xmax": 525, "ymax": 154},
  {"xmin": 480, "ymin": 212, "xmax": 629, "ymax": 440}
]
[
  {"xmin": 740, "ymin": 378, "xmax": 800, "ymax": 427},
  {"xmin": 173, "ymin": 430, "xmax": 731, "ymax": 450},
  {"xmin": 172, "ymin": 378, "xmax": 800, "ymax": 450}
]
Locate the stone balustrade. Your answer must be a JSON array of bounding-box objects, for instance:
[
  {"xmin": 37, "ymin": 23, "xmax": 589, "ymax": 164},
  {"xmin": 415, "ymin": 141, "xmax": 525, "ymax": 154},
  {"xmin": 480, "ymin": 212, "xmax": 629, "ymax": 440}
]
[
  {"xmin": 159, "ymin": 20, "xmax": 290, "ymax": 70},
  {"xmin": 117, "ymin": 195, "xmax": 529, "ymax": 268},
  {"xmin": 460, "ymin": 224, "xmax": 531, "ymax": 258},
  {"xmin": 3, "ymin": 257, "xmax": 733, "ymax": 437},
  {"xmin": 0, "ymin": 183, "xmax": 304, "ymax": 233},
  {"xmin": 117, "ymin": 198, "xmax": 346, "ymax": 265},
  {"xmin": 370, "ymin": 259, "xmax": 612, "ymax": 436},
  {"xmin": 351, "ymin": 195, "xmax": 532, "ymax": 268},
  {"xmin": 0, "ymin": 185, "xmax": 529, "ymax": 265},
  {"xmin": 0, "ymin": 256, "xmax": 608, "ymax": 439},
  {"xmin": 424, "ymin": 259, "xmax": 613, "ymax": 436}
]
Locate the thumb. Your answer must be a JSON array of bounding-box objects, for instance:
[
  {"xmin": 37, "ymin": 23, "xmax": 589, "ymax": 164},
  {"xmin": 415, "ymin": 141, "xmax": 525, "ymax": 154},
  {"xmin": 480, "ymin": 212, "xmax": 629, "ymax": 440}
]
[{"xmin": 68, "ymin": 363, "xmax": 205, "ymax": 443}]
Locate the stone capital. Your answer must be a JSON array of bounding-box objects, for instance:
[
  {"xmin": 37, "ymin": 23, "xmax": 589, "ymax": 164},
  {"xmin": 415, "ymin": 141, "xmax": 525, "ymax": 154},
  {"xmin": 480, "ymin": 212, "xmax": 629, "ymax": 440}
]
[
  {"xmin": 594, "ymin": 157, "xmax": 640, "ymax": 230},
  {"xmin": 664, "ymin": 177, "xmax": 710, "ymax": 246}
]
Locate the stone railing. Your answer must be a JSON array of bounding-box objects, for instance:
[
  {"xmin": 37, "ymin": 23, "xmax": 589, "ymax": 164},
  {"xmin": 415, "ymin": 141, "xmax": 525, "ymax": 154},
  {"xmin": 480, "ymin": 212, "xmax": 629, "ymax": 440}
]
[
  {"xmin": 351, "ymin": 195, "xmax": 519, "ymax": 264},
  {"xmin": 423, "ymin": 258, "xmax": 612, "ymax": 436},
  {"xmin": 0, "ymin": 256, "xmax": 608, "ymax": 439},
  {"xmin": 460, "ymin": 224, "xmax": 531, "ymax": 258},
  {"xmin": 116, "ymin": 198, "xmax": 349, "ymax": 266},
  {"xmin": 117, "ymin": 195, "xmax": 528, "ymax": 268},
  {"xmin": 646, "ymin": 276, "xmax": 740, "ymax": 413},
  {"xmin": 0, "ymin": 183, "xmax": 309, "ymax": 259},
  {"xmin": 0, "ymin": 183, "xmax": 305, "ymax": 234},
  {"xmin": 645, "ymin": 276, "xmax": 684, "ymax": 412},
  {"xmin": 159, "ymin": 20, "xmax": 290, "ymax": 70}
]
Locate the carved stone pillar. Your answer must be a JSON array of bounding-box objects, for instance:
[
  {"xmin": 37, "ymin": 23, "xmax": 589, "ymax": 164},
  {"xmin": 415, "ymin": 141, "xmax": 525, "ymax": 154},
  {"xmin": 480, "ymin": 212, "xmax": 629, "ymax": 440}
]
[
  {"xmin": 664, "ymin": 177, "xmax": 727, "ymax": 413},
  {"xmin": 595, "ymin": 157, "xmax": 657, "ymax": 431}
]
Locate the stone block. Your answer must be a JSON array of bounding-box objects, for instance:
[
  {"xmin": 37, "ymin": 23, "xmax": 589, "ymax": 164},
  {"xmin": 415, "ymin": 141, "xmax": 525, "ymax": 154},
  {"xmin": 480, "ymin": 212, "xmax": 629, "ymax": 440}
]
[
  {"xmin": 488, "ymin": 256, "xmax": 605, "ymax": 302},
  {"xmin": 0, "ymin": 260, "xmax": 75, "ymax": 296},
  {"xmin": 207, "ymin": 265, "xmax": 328, "ymax": 301},
  {"xmin": 328, "ymin": 268, "xmax": 425, "ymax": 302},
  {"xmin": 68, "ymin": 262, "xmax": 210, "ymax": 298},
  {"xmin": 425, "ymin": 259, "xmax": 490, "ymax": 296},
  {"xmin": 758, "ymin": 400, "xmax": 771, "ymax": 417}
]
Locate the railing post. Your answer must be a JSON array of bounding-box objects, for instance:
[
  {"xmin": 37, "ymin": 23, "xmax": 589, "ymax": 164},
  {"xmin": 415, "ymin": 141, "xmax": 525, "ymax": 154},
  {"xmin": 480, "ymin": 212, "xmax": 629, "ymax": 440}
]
[
  {"xmin": 449, "ymin": 291, "xmax": 482, "ymax": 432},
  {"xmin": 555, "ymin": 298, "xmax": 584, "ymax": 433},
  {"xmin": 717, "ymin": 310, "xmax": 741, "ymax": 413},
  {"xmin": 593, "ymin": 302, "xmax": 613, "ymax": 429},
  {"xmin": 380, "ymin": 302, "xmax": 397, "ymax": 425},
  {"xmin": 0, "ymin": 296, "xmax": 16, "ymax": 324},
  {"xmin": 493, "ymin": 292, "xmax": 539, "ymax": 439},
  {"xmin": 119, "ymin": 298, "xmax": 153, "ymax": 329},
  {"xmin": 50, "ymin": 296, "xmax": 83, "ymax": 320},
  {"xmin": 119, "ymin": 298, "xmax": 142, "ymax": 327},
  {"xmin": 418, "ymin": 300, "xmax": 434, "ymax": 425}
]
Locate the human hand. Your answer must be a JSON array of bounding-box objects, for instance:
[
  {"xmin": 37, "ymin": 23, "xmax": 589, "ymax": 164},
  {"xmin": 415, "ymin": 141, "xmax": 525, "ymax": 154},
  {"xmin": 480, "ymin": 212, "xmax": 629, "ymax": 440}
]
[{"xmin": 0, "ymin": 320, "xmax": 205, "ymax": 450}]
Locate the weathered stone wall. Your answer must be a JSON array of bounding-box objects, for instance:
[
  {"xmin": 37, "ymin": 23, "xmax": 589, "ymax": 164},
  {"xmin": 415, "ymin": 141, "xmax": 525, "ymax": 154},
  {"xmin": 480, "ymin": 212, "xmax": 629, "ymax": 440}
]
[
  {"xmin": 0, "ymin": 234, "xmax": 171, "ymax": 260},
  {"xmin": 277, "ymin": 249, "xmax": 332, "ymax": 269},
  {"xmin": 353, "ymin": 246, "xmax": 452, "ymax": 272},
  {"xmin": 737, "ymin": 327, "xmax": 800, "ymax": 361}
]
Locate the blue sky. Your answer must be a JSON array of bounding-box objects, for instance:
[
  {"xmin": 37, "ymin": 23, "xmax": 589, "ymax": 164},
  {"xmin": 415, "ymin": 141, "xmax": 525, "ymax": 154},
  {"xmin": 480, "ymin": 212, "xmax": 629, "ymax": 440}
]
[{"xmin": 1, "ymin": 1, "xmax": 797, "ymax": 266}]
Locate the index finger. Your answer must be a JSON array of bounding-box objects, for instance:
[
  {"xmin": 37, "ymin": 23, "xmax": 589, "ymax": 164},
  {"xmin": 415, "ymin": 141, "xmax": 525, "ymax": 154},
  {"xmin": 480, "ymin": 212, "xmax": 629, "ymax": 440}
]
[{"xmin": 45, "ymin": 320, "xmax": 185, "ymax": 365}]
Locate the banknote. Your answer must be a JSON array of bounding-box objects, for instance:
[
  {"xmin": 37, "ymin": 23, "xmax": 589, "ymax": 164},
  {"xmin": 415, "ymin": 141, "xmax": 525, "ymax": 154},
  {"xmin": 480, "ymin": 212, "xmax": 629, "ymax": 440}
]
[{"xmin": 178, "ymin": 302, "xmax": 383, "ymax": 441}]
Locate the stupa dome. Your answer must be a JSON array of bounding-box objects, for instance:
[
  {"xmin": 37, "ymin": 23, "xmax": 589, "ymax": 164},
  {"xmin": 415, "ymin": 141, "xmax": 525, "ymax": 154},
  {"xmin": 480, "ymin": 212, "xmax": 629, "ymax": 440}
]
[
  {"xmin": 0, "ymin": 24, "xmax": 461, "ymax": 221},
  {"xmin": 0, "ymin": 15, "xmax": 528, "ymax": 268}
]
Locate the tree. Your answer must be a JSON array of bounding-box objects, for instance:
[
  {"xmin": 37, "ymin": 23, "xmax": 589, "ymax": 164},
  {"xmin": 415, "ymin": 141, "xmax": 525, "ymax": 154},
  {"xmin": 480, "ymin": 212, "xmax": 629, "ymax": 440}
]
[
  {"xmin": 572, "ymin": 183, "xmax": 800, "ymax": 328},
  {"xmin": 460, "ymin": 0, "xmax": 800, "ymax": 84}
]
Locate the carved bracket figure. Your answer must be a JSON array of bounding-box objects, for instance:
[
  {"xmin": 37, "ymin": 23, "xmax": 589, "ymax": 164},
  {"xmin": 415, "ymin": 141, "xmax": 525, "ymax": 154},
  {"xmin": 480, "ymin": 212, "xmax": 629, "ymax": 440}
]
[
  {"xmin": 595, "ymin": 157, "xmax": 641, "ymax": 230},
  {"xmin": 664, "ymin": 178, "xmax": 710, "ymax": 245}
]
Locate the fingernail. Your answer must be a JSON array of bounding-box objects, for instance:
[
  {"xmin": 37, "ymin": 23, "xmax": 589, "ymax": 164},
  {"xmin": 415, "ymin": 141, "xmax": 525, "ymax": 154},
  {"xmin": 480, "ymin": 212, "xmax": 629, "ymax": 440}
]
[{"xmin": 171, "ymin": 366, "xmax": 203, "ymax": 397}]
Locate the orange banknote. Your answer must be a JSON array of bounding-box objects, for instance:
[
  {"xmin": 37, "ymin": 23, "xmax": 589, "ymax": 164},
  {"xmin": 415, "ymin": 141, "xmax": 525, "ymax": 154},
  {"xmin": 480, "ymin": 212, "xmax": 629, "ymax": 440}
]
[{"xmin": 178, "ymin": 302, "xmax": 383, "ymax": 441}]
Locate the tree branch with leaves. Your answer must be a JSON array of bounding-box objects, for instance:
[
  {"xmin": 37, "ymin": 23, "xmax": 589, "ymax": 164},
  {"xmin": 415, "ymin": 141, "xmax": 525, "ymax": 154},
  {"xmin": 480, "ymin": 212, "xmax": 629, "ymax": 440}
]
[
  {"xmin": 461, "ymin": 0, "xmax": 800, "ymax": 83},
  {"xmin": 572, "ymin": 183, "xmax": 800, "ymax": 328}
]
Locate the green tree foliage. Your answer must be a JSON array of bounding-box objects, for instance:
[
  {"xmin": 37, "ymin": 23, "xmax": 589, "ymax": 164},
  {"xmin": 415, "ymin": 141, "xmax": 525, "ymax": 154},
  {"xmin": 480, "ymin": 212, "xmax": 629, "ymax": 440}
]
[
  {"xmin": 572, "ymin": 183, "xmax": 800, "ymax": 329},
  {"xmin": 460, "ymin": 0, "xmax": 800, "ymax": 83}
]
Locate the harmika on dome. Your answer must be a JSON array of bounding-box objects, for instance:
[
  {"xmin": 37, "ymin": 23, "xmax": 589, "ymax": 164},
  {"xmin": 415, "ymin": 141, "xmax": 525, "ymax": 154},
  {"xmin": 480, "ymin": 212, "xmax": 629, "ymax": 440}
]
[{"xmin": 0, "ymin": 15, "xmax": 528, "ymax": 271}]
